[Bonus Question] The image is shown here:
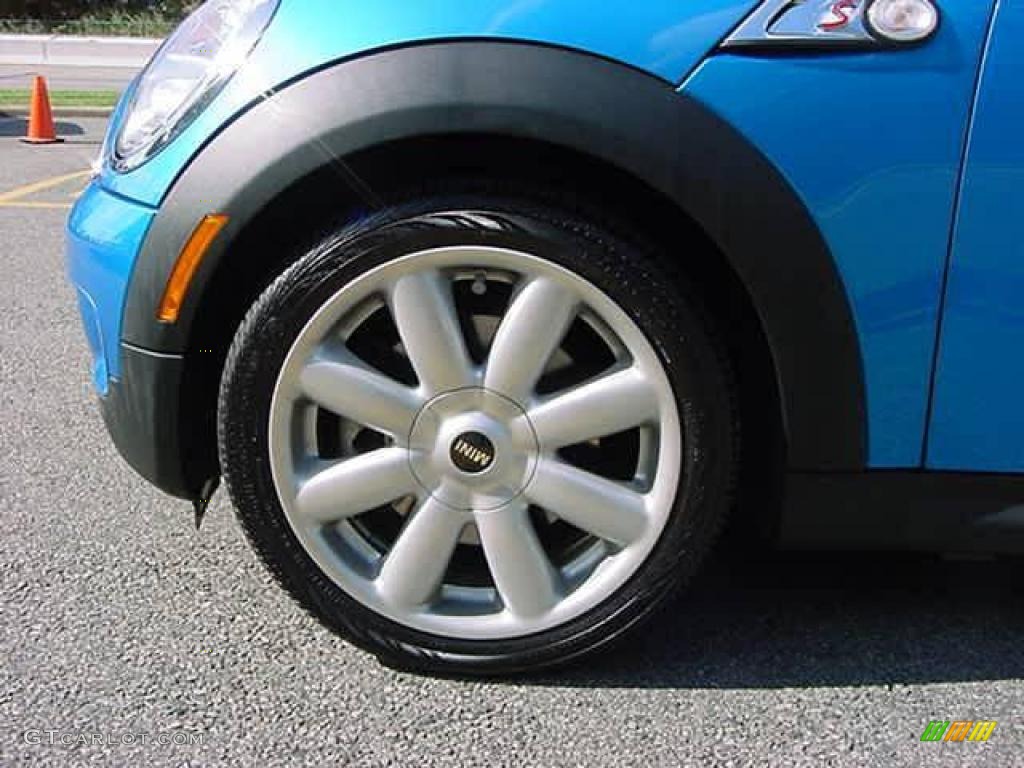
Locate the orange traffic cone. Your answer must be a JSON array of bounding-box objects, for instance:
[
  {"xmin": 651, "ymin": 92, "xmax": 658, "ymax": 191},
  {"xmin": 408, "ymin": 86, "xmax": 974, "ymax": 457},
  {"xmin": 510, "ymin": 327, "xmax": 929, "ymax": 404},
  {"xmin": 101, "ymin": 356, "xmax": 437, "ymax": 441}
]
[{"xmin": 21, "ymin": 75, "xmax": 62, "ymax": 145}]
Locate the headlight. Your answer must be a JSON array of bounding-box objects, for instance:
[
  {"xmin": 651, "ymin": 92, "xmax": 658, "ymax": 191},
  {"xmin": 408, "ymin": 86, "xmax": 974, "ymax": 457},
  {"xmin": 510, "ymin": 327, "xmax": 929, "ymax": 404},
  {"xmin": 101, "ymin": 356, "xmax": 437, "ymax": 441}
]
[{"xmin": 113, "ymin": 0, "xmax": 279, "ymax": 172}]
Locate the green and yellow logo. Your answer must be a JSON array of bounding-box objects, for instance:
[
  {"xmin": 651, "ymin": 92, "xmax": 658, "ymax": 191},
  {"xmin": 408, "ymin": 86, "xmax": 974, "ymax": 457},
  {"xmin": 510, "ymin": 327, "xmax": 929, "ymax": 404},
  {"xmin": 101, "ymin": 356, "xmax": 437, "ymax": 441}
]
[{"xmin": 920, "ymin": 720, "xmax": 997, "ymax": 743}]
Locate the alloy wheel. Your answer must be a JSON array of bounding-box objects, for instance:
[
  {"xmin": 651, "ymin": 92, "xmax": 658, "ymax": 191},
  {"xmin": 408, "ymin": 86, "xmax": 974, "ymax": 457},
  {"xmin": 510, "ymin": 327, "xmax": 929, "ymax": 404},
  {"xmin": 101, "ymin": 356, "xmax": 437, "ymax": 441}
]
[{"xmin": 267, "ymin": 245, "xmax": 682, "ymax": 639}]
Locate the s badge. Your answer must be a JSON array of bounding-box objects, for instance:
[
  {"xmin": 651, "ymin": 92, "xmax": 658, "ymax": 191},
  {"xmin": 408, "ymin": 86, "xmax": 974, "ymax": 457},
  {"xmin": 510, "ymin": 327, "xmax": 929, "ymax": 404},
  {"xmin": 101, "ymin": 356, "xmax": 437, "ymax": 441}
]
[{"xmin": 723, "ymin": 0, "xmax": 938, "ymax": 48}]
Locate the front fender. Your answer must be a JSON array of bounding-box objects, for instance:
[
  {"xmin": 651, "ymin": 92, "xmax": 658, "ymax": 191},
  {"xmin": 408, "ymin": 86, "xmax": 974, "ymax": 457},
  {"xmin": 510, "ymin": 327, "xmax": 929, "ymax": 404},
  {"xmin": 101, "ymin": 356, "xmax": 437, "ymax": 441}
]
[
  {"xmin": 96, "ymin": 0, "xmax": 758, "ymax": 207},
  {"xmin": 121, "ymin": 42, "xmax": 866, "ymax": 473}
]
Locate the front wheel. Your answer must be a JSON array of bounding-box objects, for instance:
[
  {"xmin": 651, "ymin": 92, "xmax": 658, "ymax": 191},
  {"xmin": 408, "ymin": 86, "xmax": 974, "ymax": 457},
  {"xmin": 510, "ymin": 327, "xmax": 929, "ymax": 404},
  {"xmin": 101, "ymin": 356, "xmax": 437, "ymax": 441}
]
[{"xmin": 218, "ymin": 197, "xmax": 737, "ymax": 675}]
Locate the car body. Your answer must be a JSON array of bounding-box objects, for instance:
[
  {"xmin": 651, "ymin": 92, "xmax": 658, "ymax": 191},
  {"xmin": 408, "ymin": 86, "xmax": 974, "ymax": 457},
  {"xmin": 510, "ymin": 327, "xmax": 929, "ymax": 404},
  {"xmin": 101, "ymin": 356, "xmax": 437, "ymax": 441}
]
[{"xmin": 66, "ymin": 0, "xmax": 1024, "ymax": 673}]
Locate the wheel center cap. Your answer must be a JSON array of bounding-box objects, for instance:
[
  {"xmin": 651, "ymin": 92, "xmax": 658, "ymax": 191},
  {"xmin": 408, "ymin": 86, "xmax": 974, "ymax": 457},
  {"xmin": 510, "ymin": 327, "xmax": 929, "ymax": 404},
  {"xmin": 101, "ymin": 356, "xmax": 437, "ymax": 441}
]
[
  {"xmin": 449, "ymin": 431, "xmax": 495, "ymax": 474},
  {"xmin": 407, "ymin": 388, "xmax": 539, "ymax": 511}
]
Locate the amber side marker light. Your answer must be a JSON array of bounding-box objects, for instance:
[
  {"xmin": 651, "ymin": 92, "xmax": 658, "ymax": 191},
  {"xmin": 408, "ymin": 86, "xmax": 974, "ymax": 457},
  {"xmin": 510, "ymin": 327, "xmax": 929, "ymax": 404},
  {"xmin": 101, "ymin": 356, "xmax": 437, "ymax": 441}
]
[{"xmin": 157, "ymin": 214, "xmax": 229, "ymax": 324}]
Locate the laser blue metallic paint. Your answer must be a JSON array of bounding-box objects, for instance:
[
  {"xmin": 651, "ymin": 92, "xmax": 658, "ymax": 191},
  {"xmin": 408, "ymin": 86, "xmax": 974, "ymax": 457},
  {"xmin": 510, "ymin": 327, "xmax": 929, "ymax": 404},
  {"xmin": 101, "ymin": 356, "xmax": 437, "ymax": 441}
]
[
  {"xmin": 683, "ymin": 0, "xmax": 997, "ymax": 467},
  {"xmin": 66, "ymin": 0, "xmax": 1024, "ymax": 474},
  {"xmin": 68, "ymin": 0, "xmax": 759, "ymax": 396},
  {"xmin": 66, "ymin": 183, "xmax": 156, "ymax": 383},
  {"xmin": 928, "ymin": 0, "xmax": 1024, "ymax": 471},
  {"xmin": 95, "ymin": 0, "xmax": 759, "ymax": 208}
]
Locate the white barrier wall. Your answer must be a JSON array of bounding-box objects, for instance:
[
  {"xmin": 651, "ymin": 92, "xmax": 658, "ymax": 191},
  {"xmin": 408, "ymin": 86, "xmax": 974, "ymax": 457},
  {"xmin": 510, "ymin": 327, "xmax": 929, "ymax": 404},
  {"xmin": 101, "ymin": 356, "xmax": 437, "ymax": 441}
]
[{"xmin": 0, "ymin": 35, "xmax": 161, "ymax": 68}]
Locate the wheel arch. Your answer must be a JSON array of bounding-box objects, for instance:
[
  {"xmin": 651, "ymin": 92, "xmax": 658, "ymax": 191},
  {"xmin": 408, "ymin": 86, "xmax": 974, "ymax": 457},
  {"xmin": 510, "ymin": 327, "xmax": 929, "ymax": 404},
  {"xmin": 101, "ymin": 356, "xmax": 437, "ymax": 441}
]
[{"xmin": 122, "ymin": 40, "xmax": 865, "ymax": 497}]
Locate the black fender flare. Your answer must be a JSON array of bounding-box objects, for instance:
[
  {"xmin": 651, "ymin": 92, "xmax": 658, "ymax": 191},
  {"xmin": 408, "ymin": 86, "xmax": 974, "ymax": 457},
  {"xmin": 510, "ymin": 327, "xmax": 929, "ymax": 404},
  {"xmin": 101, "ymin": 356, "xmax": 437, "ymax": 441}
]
[{"xmin": 123, "ymin": 40, "xmax": 866, "ymax": 471}]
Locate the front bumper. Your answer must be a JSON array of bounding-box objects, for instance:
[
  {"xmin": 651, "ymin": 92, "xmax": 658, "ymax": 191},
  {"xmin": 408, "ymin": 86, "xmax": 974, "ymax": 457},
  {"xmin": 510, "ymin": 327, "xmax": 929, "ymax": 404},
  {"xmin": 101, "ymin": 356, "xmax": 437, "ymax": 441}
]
[
  {"xmin": 66, "ymin": 181, "xmax": 155, "ymax": 388},
  {"xmin": 67, "ymin": 182, "xmax": 208, "ymax": 500},
  {"xmin": 100, "ymin": 344, "xmax": 206, "ymax": 500}
]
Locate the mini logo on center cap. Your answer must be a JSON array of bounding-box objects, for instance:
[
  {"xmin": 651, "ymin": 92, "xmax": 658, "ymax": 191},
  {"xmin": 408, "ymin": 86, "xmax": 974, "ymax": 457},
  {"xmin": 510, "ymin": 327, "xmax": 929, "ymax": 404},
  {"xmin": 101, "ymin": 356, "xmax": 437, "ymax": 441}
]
[{"xmin": 450, "ymin": 432, "xmax": 495, "ymax": 474}]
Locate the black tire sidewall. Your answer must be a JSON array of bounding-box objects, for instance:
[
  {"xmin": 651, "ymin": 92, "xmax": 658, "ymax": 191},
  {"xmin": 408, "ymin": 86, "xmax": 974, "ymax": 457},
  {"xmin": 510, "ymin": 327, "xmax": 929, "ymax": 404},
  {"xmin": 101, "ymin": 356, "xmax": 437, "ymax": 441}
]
[{"xmin": 218, "ymin": 198, "xmax": 737, "ymax": 675}]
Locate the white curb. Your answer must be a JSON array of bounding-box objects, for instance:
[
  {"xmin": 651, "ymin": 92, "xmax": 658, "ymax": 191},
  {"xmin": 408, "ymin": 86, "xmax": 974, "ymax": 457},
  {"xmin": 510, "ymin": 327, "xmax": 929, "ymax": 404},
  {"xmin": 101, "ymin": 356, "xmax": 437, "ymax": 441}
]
[{"xmin": 0, "ymin": 34, "xmax": 161, "ymax": 68}]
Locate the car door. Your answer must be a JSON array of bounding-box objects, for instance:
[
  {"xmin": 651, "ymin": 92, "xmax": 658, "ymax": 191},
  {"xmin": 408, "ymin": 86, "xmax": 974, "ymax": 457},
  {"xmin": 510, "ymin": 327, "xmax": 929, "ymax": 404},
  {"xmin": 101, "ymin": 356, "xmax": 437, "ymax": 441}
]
[{"xmin": 927, "ymin": 0, "xmax": 1024, "ymax": 472}]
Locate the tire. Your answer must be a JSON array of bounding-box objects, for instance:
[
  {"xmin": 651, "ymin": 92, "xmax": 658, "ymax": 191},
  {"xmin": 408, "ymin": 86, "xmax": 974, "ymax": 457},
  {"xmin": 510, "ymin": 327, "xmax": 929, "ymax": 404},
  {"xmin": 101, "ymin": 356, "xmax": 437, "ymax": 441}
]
[{"xmin": 217, "ymin": 195, "xmax": 737, "ymax": 676}]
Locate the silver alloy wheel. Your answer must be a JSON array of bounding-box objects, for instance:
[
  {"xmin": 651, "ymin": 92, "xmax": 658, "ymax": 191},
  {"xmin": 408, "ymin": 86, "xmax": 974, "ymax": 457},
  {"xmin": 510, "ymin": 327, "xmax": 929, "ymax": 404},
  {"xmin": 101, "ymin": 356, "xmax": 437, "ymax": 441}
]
[{"xmin": 268, "ymin": 246, "xmax": 682, "ymax": 640}]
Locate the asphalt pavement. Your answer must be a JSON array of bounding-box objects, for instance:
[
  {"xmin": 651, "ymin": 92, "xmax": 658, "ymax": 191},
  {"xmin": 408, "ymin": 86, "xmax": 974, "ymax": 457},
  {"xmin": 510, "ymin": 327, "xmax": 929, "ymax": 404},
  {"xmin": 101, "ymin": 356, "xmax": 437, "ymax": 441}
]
[{"xmin": 1, "ymin": 118, "xmax": 1023, "ymax": 768}]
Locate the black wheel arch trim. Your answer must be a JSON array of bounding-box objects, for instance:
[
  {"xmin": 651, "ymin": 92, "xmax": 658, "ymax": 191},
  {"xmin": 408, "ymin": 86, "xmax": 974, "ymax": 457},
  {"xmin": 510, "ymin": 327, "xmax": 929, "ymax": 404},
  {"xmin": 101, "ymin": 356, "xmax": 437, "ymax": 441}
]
[{"xmin": 121, "ymin": 40, "xmax": 866, "ymax": 472}]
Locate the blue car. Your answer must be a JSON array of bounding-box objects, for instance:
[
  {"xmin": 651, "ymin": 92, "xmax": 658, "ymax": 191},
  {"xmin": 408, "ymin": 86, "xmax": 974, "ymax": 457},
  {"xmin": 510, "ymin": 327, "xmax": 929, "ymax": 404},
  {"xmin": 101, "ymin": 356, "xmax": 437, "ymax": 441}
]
[{"xmin": 66, "ymin": 0, "xmax": 1023, "ymax": 674}]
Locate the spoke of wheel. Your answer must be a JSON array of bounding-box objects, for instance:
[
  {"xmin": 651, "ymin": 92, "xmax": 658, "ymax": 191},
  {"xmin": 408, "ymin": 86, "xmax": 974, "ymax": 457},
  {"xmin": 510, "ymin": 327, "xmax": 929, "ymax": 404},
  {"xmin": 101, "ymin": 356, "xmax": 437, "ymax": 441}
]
[
  {"xmin": 294, "ymin": 448, "xmax": 416, "ymax": 524},
  {"xmin": 375, "ymin": 497, "xmax": 466, "ymax": 609},
  {"xmin": 527, "ymin": 367, "xmax": 660, "ymax": 449},
  {"xmin": 390, "ymin": 270, "xmax": 475, "ymax": 395},
  {"xmin": 476, "ymin": 502, "xmax": 561, "ymax": 618},
  {"xmin": 484, "ymin": 277, "xmax": 578, "ymax": 404},
  {"xmin": 527, "ymin": 459, "xmax": 648, "ymax": 546},
  {"xmin": 300, "ymin": 349, "xmax": 421, "ymax": 438}
]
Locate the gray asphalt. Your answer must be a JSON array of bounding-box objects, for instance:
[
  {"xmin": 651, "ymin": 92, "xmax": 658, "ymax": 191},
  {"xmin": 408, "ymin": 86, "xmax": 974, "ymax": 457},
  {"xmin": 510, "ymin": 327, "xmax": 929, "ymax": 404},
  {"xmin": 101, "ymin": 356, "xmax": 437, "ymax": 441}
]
[{"xmin": 1, "ymin": 118, "xmax": 1023, "ymax": 768}]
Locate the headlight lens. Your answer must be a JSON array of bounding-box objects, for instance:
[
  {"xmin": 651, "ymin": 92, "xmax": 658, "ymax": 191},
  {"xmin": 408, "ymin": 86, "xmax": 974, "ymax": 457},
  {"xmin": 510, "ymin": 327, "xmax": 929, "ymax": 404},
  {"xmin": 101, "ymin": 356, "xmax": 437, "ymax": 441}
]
[{"xmin": 113, "ymin": 0, "xmax": 278, "ymax": 172}]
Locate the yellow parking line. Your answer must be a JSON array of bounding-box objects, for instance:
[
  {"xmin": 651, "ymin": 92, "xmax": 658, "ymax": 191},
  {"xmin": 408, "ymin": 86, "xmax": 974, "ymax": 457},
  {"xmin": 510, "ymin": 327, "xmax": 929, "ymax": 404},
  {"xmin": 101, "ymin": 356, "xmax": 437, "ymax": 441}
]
[
  {"xmin": 0, "ymin": 201, "xmax": 73, "ymax": 210},
  {"xmin": 0, "ymin": 170, "xmax": 91, "ymax": 205}
]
